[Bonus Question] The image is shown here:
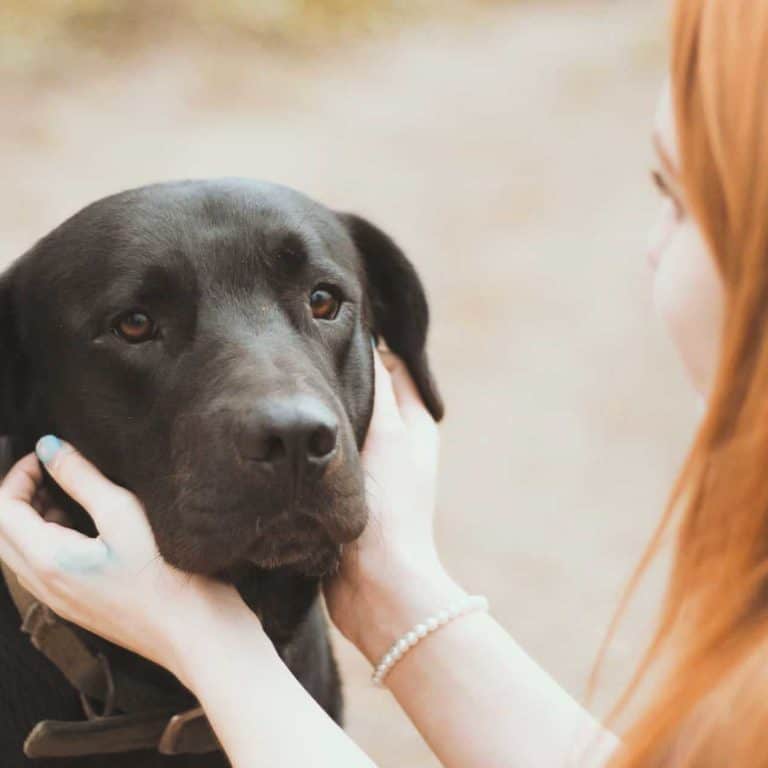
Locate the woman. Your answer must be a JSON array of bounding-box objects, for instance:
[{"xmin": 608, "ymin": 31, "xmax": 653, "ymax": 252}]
[{"xmin": 0, "ymin": 0, "xmax": 763, "ymax": 764}]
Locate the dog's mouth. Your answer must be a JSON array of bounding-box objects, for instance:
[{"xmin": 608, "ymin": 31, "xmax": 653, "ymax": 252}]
[
  {"xmin": 247, "ymin": 541, "xmax": 342, "ymax": 578},
  {"xmin": 156, "ymin": 493, "xmax": 364, "ymax": 579},
  {"xmin": 243, "ymin": 516, "xmax": 343, "ymax": 575},
  {"xmin": 214, "ymin": 534, "xmax": 341, "ymax": 583},
  {"xmin": 250, "ymin": 544, "xmax": 341, "ymax": 576}
]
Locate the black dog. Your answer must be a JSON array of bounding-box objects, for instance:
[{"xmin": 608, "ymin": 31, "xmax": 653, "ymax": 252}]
[{"xmin": 0, "ymin": 179, "xmax": 442, "ymax": 767}]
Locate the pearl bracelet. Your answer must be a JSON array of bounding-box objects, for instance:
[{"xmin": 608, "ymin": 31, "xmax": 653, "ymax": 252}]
[{"xmin": 371, "ymin": 595, "xmax": 489, "ymax": 687}]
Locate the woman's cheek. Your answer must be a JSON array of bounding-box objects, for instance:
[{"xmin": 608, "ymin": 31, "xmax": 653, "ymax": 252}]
[{"xmin": 652, "ymin": 219, "xmax": 724, "ymax": 396}]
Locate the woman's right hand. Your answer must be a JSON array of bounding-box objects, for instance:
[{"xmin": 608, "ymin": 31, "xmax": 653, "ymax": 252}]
[{"xmin": 324, "ymin": 348, "xmax": 465, "ymax": 663}]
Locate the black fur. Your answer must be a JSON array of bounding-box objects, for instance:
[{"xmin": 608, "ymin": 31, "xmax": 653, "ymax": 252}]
[{"xmin": 0, "ymin": 179, "xmax": 441, "ymax": 767}]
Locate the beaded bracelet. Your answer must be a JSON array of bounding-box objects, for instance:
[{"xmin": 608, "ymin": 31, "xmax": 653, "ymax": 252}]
[{"xmin": 371, "ymin": 595, "xmax": 490, "ymax": 687}]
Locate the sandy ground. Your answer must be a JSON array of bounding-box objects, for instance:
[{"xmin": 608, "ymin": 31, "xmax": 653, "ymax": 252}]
[{"xmin": 0, "ymin": 1, "xmax": 699, "ymax": 764}]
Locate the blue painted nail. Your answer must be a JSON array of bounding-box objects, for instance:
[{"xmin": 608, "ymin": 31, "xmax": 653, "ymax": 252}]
[{"xmin": 36, "ymin": 435, "xmax": 63, "ymax": 465}]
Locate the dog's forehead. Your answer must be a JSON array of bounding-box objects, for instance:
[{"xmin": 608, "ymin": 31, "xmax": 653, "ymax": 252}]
[
  {"xmin": 20, "ymin": 180, "xmax": 362, "ymax": 297},
  {"xmin": 114, "ymin": 180, "xmax": 359, "ymax": 276}
]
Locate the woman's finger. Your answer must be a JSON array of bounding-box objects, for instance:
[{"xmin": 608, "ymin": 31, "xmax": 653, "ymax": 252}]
[
  {"xmin": 369, "ymin": 347, "xmax": 403, "ymax": 428},
  {"xmin": 0, "ymin": 488, "xmax": 113, "ymax": 579},
  {"xmin": 0, "ymin": 495, "xmax": 99, "ymax": 557},
  {"xmin": 0, "ymin": 449, "xmax": 117, "ymax": 581},
  {"xmin": 0, "ymin": 495, "xmax": 53, "ymax": 561},
  {"xmin": 0, "ymin": 493, "xmax": 96, "ymax": 577},
  {"xmin": 35, "ymin": 436, "xmax": 129, "ymax": 536},
  {"xmin": 0, "ymin": 524, "xmax": 106, "ymax": 621},
  {"xmin": 0, "ymin": 453, "xmax": 44, "ymax": 504},
  {"xmin": 0, "ymin": 529, "xmax": 55, "ymax": 599},
  {"xmin": 0, "ymin": 455, "xmax": 60, "ymax": 578},
  {"xmin": 379, "ymin": 350, "xmax": 436, "ymax": 432}
]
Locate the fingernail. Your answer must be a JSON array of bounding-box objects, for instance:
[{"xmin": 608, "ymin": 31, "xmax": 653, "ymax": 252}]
[{"xmin": 36, "ymin": 435, "xmax": 63, "ymax": 465}]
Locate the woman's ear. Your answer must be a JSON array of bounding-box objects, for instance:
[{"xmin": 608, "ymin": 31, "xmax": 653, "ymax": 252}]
[{"xmin": 337, "ymin": 212, "xmax": 444, "ymax": 421}]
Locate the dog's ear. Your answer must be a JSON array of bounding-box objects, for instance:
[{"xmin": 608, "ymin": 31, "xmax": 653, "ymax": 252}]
[{"xmin": 338, "ymin": 213, "xmax": 444, "ymax": 421}]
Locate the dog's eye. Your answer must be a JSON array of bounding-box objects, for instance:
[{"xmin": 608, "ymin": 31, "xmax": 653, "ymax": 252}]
[
  {"xmin": 113, "ymin": 311, "xmax": 156, "ymax": 343},
  {"xmin": 310, "ymin": 287, "xmax": 341, "ymax": 321}
]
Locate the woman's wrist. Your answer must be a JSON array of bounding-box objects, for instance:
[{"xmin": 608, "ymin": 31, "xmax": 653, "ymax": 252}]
[
  {"xmin": 347, "ymin": 554, "xmax": 468, "ymax": 664},
  {"xmin": 165, "ymin": 582, "xmax": 275, "ymax": 690}
]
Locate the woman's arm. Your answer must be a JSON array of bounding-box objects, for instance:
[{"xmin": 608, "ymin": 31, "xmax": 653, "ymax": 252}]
[
  {"xmin": 0, "ymin": 448, "xmax": 375, "ymax": 768},
  {"xmin": 326, "ymin": 351, "xmax": 619, "ymax": 768},
  {"xmin": 348, "ymin": 560, "xmax": 618, "ymax": 768},
  {"xmin": 168, "ymin": 593, "xmax": 377, "ymax": 768}
]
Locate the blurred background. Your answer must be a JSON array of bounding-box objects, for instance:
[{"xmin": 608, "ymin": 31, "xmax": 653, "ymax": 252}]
[{"xmin": 1, "ymin": 0, "xmax": 697, "ymax": 764}]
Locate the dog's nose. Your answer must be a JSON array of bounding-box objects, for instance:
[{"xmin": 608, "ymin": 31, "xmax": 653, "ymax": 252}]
[{"xmin": 236, "ymin": 398, "xmax": 338, "ymax": 473}]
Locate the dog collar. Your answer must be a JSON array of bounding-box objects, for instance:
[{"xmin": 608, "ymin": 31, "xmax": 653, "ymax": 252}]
[{"xmin": 0, "ymin": 560, "xmax": 221, "ymax": 759}]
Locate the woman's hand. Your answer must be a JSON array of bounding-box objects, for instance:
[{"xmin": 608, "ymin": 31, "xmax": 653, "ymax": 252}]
[
  {"xmin": 0, "ymin": 438, "xmax": 259, "ymax": 686},
  {"xmin": 0, "ymin": 442, "xmax": 378, "ymax": 768},
  {"xmin": 325, "ymin": 349, "xmax": 466, "ymax": 663}
]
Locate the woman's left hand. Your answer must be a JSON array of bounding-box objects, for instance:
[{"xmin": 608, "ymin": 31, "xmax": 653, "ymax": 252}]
[{"xmin": 0, "ymin": 437, "xmax": 253, "ymax": 684}]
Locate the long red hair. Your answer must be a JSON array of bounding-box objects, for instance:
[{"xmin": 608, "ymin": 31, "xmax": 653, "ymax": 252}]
[{"xmin": 601, "ymin": 1, "xmax": 768, "ymax": 765}]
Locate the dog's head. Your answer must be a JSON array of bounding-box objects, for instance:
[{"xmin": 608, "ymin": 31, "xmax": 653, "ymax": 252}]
[{"xmin": 0, "ymin": 179, "xmax": 442, "ymax": 578}]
